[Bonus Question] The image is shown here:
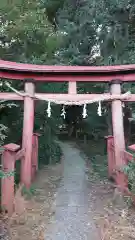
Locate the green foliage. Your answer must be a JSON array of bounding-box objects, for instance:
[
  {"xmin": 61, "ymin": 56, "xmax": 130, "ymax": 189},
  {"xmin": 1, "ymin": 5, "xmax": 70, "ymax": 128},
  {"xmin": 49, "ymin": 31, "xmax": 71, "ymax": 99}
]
[
  {"xmin": 57, "ymin": 0, "xmax": 97, "ymax": 65},
  {"xmin": 39, "ymin": 137, "xmax": 62, "ymax": 166},
  {"xmin": 0, "ymin": 0, "xmax": 65, "ymax": 168},
  {"xmin": 81, "ymin": 104, "xmax": 108, "ymax": 140},
  {"xmin": 21, "ymin": 185, "xmax": 36, "ymax": 199},
  {"xmin": 78, "ymin": 139, "xmax": 108, "ymax": 178},
  {"xmin": 36, "ymin": 104, "xmax": 63, "ymax": 165},
  {"xmin": 123, "ymin": 159, "xmax": 135, "ymax": 194},
  {"xmin": 0, "ymin": 170, "xmax": 14, "ymax": 178},
  {"xmin": 0, "ymin": 0, "xmax": 64, "ymax": 62},
  {"xmin": 0, "ymin": 90, "xmax": 18, "ymax": 181},
  {"xmin": 92, "ymin": 0, "xmax": 135, "ymax": 65},
  {"xmin": 91, "ymin": 155, "xmax": 108, "ymax": 179}
]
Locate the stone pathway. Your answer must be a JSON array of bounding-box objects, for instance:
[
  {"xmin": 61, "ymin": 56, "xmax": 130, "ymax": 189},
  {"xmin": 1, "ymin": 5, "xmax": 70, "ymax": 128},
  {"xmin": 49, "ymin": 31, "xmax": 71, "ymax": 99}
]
[{"xmin": 45, "ymin": 142, "xmax": 100, "ymax": 240}]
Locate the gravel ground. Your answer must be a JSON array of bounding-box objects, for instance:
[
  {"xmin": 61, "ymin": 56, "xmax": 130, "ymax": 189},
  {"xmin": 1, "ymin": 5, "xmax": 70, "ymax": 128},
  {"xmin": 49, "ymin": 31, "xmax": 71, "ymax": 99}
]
[
  {"xmin": 44, "ymin": 142, "xmax": 100, "ymax": 239},
  {"xmin": 7, "ymin": 161, "xmax": 63, "ymax": 240},
  {"xmin": 0, "ymin": 219, "xmax": 9, "ymax": 240}
]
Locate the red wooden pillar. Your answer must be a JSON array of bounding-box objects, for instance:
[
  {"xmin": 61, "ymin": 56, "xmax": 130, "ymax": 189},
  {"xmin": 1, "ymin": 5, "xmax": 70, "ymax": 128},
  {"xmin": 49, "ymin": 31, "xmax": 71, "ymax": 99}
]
[
  {"xmin": 31, "ymin": 133, "xmax": 40, "ymax": 181},
  {"xmin": 21, "ymin": 80, "xmax": 35, "ymax": 188},
  {"xmin": 110, "ymin": 80, "xmax": 126, "ymax": 187},
  {"xmin": 105, "ymin": 136, "xmax": 114, "ymax": 178},
  {"xmin": 68, "ymin": 82, "xmax": 77, "ymax": 94},
  {"xmin": 1, "ymin": 143, "xmax": 20, "ymax": 216}
]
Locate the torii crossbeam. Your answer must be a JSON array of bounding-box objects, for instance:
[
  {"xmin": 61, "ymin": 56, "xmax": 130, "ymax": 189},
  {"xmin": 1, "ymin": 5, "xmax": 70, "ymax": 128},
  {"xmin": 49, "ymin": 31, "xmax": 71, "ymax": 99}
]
[
  {"xmin": 0, "ymin": 60, "xmax": 135, "ymax": 189},
  {"xmin": 1, "ymin": 60, "xmax": 135, "ymax": 81}
]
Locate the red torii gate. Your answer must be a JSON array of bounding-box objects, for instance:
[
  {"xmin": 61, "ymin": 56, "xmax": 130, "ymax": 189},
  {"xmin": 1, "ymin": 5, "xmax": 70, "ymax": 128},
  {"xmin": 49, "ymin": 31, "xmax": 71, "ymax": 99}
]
[{"xmin": 1, "ymin": 60, "xmax": 135, "ymax": 214}]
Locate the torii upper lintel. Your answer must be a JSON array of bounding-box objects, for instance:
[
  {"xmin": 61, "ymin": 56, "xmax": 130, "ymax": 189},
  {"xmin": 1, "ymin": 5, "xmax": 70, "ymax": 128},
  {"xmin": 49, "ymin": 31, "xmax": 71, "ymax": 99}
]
[{"xmin": 0, "ymin": 59, "xmax": 135, "ymax": 82}]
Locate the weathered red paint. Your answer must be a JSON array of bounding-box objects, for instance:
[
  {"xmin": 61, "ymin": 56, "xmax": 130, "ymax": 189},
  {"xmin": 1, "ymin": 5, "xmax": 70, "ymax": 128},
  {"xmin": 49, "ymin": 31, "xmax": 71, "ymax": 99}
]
[
  {"xmin": 1, "ymin": 71, "xmax": 135, "ymax": 82},
  {"xmin": 1, "ymin": 59, "xmax": 135, "ymax": 82},
  {"xmin": 1, "ymin": 59, "xmax": 135, "ymax": 73},
  {"xmin": 0, "ymin": 93, "xmax": 23, "ymax": 100},
  {"xmin": 31, "ymin": 133, "xmax": 40, "ymax": 181},
  {"xmin": 15, "ymin": 148, "xmax": 25, "ymax": 161},
  {"xmin": 68, "ymin": 82, "xmax": 77, "ymax": 94},
  {"xmin": 105, "ymin": 136, "xmax": 115, "ymax": 178},
  {"xmin": 123, "ymin": 150, "xmax": 133, "ymax": 164},
  {"xmin": 128, "ymin": 144, "xmax": 135, "ymax": 152},
  {"xmin": 105, "ymin": 135, "xmax": 135, "ymax": 190},
  {"xmin": 4, "ymin": 143, "xmax": 20, "ymax": 152},
  {"xmin": 21, "ymin": 82, "xmax": 35, "ymax": 188},
  {"xmin": 111, "ymin": 82, "xmax": 126, "ymax": 188},
  {"xmin": 1, "ymin": 143, "xmax": 20, "ymax": 216}
]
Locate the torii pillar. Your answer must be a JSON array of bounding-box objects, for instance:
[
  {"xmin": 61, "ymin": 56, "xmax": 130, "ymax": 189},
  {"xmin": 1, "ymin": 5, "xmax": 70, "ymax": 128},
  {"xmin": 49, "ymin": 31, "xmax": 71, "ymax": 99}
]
[
  {"xmin": 21, "ymin": 79, "xmax": 35, "ymax": 188},
  {"xmin": 110, "ymin": 79, "xmax": 126, "ymax": 188}
]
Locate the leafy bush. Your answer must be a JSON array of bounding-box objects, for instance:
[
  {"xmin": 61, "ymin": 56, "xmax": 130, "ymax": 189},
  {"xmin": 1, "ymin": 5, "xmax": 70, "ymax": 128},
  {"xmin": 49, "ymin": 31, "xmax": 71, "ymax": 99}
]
[
  {"xmin": 123, "ymin": 160, "xmax": 135, "ymax": 194},
  {"xmin": 38, "ymin": 135, "xmax": 62, "ymax": 166}
]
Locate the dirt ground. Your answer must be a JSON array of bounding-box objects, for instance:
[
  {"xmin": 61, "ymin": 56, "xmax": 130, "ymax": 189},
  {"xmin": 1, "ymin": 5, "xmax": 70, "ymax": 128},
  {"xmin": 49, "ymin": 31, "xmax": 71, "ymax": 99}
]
[
  {"xmin": 86, "ymin": 159, "xmax": 135, "ymax": 240},
  {"xmin": 1, "ymin": 145, "xmax": 135, "ymax": 240},
  {"xmin": 0, "ymin": 159, "xmax": 63, "ymax": 240}
]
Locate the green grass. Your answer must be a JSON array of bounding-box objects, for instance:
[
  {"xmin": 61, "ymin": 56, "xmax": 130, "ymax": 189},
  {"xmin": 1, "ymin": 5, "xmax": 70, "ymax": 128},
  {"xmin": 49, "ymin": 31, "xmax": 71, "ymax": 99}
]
[
  {"xmin": 21, "ymin": 185, "xmax": 37, "ymax": 199},
  {"xmin": 90, "ymin": 155, "xmax": 108, "ymax": 178}
]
